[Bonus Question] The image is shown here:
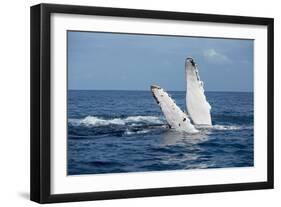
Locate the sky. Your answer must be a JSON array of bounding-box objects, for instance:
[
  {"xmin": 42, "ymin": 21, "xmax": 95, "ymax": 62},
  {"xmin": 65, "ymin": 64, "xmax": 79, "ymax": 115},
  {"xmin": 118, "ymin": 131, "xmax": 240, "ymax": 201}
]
[{"xmin": 68, "ymin": 31, "xmax": 253, "ymax": 92}]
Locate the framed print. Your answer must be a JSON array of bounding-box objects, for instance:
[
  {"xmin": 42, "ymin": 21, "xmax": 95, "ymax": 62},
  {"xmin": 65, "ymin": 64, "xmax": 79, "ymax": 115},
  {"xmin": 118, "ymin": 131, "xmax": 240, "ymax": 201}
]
[{"xmin": 30, "ymin": 3, "xmax": 274, "ymax": 203}]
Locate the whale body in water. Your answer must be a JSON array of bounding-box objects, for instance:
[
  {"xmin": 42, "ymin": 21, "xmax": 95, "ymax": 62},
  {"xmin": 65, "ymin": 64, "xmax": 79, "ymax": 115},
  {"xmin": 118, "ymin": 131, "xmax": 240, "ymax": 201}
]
[{"xmin": 151, "ymin": 57, "xmax": 212, "ymax": 132}]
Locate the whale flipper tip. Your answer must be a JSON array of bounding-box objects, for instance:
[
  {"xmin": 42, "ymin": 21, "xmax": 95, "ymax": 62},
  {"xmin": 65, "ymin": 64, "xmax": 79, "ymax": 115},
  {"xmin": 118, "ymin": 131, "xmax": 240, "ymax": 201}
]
[
  {"xmin": 186, "ymin": 57, "xmax": 196, "ymax": 67},
  {"xmin": 151, "ymin": 84, "xmax": 161, "ymax": 90}
]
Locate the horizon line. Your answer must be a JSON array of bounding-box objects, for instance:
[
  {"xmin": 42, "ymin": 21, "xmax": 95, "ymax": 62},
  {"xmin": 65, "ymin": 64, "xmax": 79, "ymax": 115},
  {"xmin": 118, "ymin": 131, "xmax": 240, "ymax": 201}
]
[{"xmin": 68, "ymin": 89, "xmax": 253, "ymax": 93}]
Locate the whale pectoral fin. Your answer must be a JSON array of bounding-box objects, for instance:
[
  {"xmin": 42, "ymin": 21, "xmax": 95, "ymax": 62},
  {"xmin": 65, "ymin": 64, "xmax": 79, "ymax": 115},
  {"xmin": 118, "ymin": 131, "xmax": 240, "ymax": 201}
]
[
  {"xmin": 151, "ymin": 85, "xmax": 198, "ymax": 133},
  {"xmin": 185, "ymin": 58, "xmax": 212, "ymax": 126}
]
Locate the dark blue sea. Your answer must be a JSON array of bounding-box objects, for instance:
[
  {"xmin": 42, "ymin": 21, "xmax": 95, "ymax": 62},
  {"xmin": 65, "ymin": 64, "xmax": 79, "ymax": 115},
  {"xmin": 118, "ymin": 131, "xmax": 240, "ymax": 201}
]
[{"xmin": 67, "ymin": 90, "xmax": 253, "ymax": 175}]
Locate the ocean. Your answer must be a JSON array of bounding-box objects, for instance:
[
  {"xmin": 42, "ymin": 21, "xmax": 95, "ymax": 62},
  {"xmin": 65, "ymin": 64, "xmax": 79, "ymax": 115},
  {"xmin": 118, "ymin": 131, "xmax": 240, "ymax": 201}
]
[{"xmin": 67, "ymin": 90, "xmax": 253, "ymax": 175}]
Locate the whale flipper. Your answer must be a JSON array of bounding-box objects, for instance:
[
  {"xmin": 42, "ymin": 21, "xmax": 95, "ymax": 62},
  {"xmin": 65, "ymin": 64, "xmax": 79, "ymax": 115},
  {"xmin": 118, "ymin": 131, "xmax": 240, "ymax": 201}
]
[
  {"xmin": 185, "ymin": 58, "xmax": 212, "ymax": 126},
  {"xmin": 151, "ymin": 85, "xmax": 198, "ymax": 133}
]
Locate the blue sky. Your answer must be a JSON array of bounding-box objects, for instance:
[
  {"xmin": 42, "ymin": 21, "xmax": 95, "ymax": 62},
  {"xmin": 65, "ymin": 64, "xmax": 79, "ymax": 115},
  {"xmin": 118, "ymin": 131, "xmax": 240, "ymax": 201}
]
[{"xmin": 68, "ymin": 31, "xmax": 253, "ymax": 92}]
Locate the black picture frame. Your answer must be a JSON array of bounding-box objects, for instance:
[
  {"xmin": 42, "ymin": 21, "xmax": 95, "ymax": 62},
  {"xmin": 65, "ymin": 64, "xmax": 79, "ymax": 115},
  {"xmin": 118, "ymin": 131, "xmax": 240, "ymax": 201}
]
[{"xmin": 30, "ymin": 3, "xmax": 274, "ymax": 204}]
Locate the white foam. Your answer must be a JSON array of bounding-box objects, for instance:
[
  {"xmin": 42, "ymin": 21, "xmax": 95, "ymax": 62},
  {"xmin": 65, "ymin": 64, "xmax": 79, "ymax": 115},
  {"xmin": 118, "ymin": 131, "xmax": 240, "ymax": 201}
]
[
  {"xmin": 124, "ymin": 129, "xmax": 151, "ymax": 135},
  {"xmin": 68, "ymin": 116, "xmax": 252, "ymax": 133},
  {"xmin": 124, "ymin": 116, "xmax": 163, "ymax": 124},
  {"xmin": 212, "ymin": 124, "xmax": 252, "ymax": 131},
  {"xmin": 68, "ymin": 115, "xmax": 164, "ymax": 127}
]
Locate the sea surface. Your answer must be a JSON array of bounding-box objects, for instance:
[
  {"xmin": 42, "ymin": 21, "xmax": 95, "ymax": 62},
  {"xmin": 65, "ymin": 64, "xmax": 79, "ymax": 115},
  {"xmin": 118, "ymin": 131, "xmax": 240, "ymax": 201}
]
[{"xmin": 67, "ymin": 90, "xmax": 253, "ymax": 175}]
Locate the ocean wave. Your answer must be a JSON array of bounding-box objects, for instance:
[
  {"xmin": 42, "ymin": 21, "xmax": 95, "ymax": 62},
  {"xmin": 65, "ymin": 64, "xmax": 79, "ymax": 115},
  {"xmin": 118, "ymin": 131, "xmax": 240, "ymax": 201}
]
[
  {"xmin": 69, "ymin": 115, "xmax": 165, "ymax": 127},
  {"xmin": 212, "ymin": 124, "xmax": 252, "ymax": 131},
  {"xmin": 124, "ymin": 129, "xmax": 151, "ymax": 135}
]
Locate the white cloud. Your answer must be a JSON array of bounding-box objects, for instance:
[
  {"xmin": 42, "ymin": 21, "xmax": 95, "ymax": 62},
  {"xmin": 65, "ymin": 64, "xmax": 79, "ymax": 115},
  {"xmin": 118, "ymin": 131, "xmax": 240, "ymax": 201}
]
[{"xmin": 203, "ymin": 49, "xmax": 231, "ymax": 64}]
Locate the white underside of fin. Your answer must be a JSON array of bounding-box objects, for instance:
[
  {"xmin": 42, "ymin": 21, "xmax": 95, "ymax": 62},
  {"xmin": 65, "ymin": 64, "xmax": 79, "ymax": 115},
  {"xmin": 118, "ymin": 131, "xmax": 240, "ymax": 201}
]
[
  {"xmin": 185, "ymin": 58, "xmax": 212, "ymax": 126},
  {"xmin": 151, "ymin": 85, "xmax": 198, "ymax": 133}
]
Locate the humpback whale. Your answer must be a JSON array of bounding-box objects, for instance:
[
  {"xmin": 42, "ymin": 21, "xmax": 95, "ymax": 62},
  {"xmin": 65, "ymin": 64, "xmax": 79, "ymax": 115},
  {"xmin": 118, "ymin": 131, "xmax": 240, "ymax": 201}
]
[{"xmin": 151, "ymin": 57, "xmax": 212, "ymax": 132}]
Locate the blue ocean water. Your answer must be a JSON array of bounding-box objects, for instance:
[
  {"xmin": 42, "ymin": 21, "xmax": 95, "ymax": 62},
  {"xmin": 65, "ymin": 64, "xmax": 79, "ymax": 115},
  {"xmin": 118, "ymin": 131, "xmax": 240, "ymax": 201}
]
[{"xmin": 67, "ymin": 90, "xmax": 253, "ymax": 175}]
